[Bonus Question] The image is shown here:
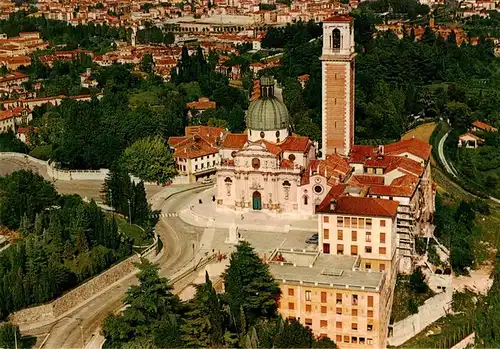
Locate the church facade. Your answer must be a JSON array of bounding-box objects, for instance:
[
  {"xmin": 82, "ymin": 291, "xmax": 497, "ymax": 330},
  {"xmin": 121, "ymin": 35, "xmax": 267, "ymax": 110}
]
[{"xmin": 214, "ymin": 16, "xmax": 435, "ymax": 272}]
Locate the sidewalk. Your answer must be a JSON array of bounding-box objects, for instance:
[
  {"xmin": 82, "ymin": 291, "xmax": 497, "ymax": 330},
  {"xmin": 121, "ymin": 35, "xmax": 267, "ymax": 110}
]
[{"xmin": 178, "ymin": 187, "xmax": 317, "ymax": 233}]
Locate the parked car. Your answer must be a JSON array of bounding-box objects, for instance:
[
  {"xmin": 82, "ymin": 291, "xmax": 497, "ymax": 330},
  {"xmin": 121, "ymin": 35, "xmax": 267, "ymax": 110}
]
[
  {"xmin": 305, "ymin": 233, "xmax": 319, "ymax": 244},
  {"xmin": 201, "ymin": 177, "xmax": 213, "ymax": 184}
]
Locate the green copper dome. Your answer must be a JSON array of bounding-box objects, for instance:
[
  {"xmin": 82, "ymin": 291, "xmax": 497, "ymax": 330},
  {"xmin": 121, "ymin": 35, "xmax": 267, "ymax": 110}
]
[{"xmin": 246, "ymin": 77, "xmax": 290, "ymax": 131}]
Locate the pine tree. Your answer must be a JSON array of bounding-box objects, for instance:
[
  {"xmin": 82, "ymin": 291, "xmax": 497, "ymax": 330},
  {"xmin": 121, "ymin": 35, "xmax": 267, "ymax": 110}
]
[
  {"xmin": 181, "ymin": 272, "xmax": 225, "ymax": 347},
  {"xmin": 133, "ymin": 181, "xmax": 150, "ymax": 226},
  {"xmin": 223, "ymin": 241, "xmax": 281, "ymax": 332}
]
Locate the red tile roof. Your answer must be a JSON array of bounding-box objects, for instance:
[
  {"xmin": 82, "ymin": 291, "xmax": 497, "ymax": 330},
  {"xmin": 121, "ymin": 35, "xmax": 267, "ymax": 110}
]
[
  {"xmin": 302, "ymin": 154, "xmax": 352, "ymax": 185},
  {"xmin": 168, "ymin": 136, "xmax": 187, "ymax": 147},
  {"xmin": 221, "ymin": 133, "xmax": 248, "ymax": 149},
  {"xmin": 350, "ymin": 144, "xmax": 375, "ymax": 163},
  {"xmin": 317, "ymin": 196, "xmax": 399, "ymax": 218},
  {"xmin": 472, "ymin": 120, "xmax": 497, "ymax": 132},
  {"xmin": 383, "ymin": 138, "xmax": 431, "ymax": 161},
  {"xmin": 323, "ymin": 14, "xmax": 354, "ymax": 22},
  {"xmin": 185, "ymin": 126, "xmax": 224, "ymax": 146},
  {"xmin": 353, "ymin": 175, "xmax": 385, "ymax": 185},
  {"xmin": 459, "ymin": 132, "xmax": 484, "ymax": 141},
  {"xmin": 173, "ymin": 135, "xmax": 218, "ymax": 159},
  {"xmin": 261, "ymin": 140, "xmax": 282, "ymax": 155},
  {"xmin": 280, "ymin": 136, "xmax": 312, "ymax": 152}
]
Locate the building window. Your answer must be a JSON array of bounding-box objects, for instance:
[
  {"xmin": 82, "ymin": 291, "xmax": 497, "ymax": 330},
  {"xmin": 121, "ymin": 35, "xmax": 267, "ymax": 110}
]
[
  {"xmin": 303, "ymin": 196, "xmax": 308, "ymax": 205},
  {"xmin": 365, "ymin": 246, "xmax": 372, "ymax": 254},
  {"xmin": 380, "ymin": 264, "xmax": 386, "ymax": 271},
  {"xmin": 260, "ymin": 131, "xmax": 265, "ymax": 138},
  {"xmin": 337, "ymin": 244, "xmax": 344, "ymax": 255},
  {"xmin": 289, "ymin": 154, "xmax": 296, "ymax": 161},
  {"xmin": 344, "ymin": 217, "xmax": 351, "ymax": 228},
  {"xmin": 379, "ymin": 247, "xmax": 387, "ymax": 255},
  {"xmin": 352, "ymin": 323, "xmax": 358, "ymax": 331},
  {"xmin": 380, "ymin": 233, "xmax": 386, "ymax": 243},
  {"xmin": 305, "ymin": 290, "xmax": 312, "ymax": 301},
  {"xmin": 352, "ymin": 337, "xmax": 358, "ymax": 344},
  {"xmin": 213, "ymin": 161, "xmax": 215, "ymax": 166},
  {"xmin": 324, "ymin": 229, "xmax": 329, "ymax": 239},
  {"xmin": 336, "ymin": 307, "xmax": 342, "ymax": 315},
  {"xmin": 288, "ymin": 302, "xmax": 295, "ymax": 310},
  {"xmin": 337, "ymin": 217, "xmax": 343, "ymax": 227},
  {"xmin": 331, "ymin": 28, "xmax": 341, "ymax": 49},
  {"xmin": 360, "ymin": 338, "xmax": 366, "ymax": 345},
  {"xmin": 344, "ymin": 336, "xmax": 350, "ymax": 343},
  {"xmin": 359, "ymin": 218, "xmax": 365, "ymax": 228},
  {"xmin": 352, "ymin": 295, "xmax": 358, "ymax": 305},
  {"xmin": 336, "ymin": 335, "xmax": 342, "ymax": 343},
  {"xmin": 367, "ymin": 324, "xmax": 373, "ymax": 331},
  {"xmin": 201, "ymin": 163, "xmax": 204, "ymax": 169},
  {"xmin": 380, "ymin": 219, "xmax": 386, "ymax": 227},
  {"xmin": 352, "ymin": 231, "xmax": 357, "ymax": 241},
  {"xmin": 195, "ymin": 165, "xmax": 198, "ymax": 170},
  {"xmin": 336, "ymin": 293, "xmax": 342, "ymax": 304},
  {"xmin": 324, "ymin": 216, "xmax": 329, "ymax": 223},
  {"xmin": 321, "ymin": 292, "xmax": 327, "ymax": 303},
  {"xmin": 336, "ymin": 321, "xmax": 342, "ymax": 329},
  {"xmin": 337, "ymin": 230, "xmax": 343, "ymax": 240},
  {"xmin": 366, "ymin": 263, "xmax": 371, "ymax": 270},
  {"xmin": 320, "ymin": 320, "xmax": 328, "ymax": 328},
  {"xmin": 368, "ymin": 296, "xmax": 374, "ymax": 307},
  {"xmin": 368, "ymin": 310, "xmax": 374, "ymax": 318},
  {"xmin": 305, "ymin": 304, "xmax": 312, "ymax": 312},
  {"xmin": 351, "ymin": 217, "xmax": 358, "ymax": 228},
  {"xmin": 367, "ymin": 338, "xmax": 373, "ymax": 345},
  {"xmin": 366, "ymin": 231, "xmax": 371, "ymax": 242},
  {"xmin": 366, "ymin": 218, "xmax": 372, "ymax": 228},
  {"xmin": 323, "ymin": 243, "xmax": 330, "ymax": 254},
  {"xmin": 288, "ymin": 288, "xmax": 294, "ymax": 296},
  {"xmin": 314, "ymin": 185, "xmax": 323, "ymax": 194},
  {"xmin": 351, "ymin": 245, "xmax": 358, "ymax": 256},
  {"xmin": 305, "ymin": 318, "xmax": 313, "ymax": 326},
  {"xmin": 321, "ymin": 306, "xmax": 327, "ymax": 314},
  {"xmin": 319, "ymin": 333, "xmax": 328, "ymax": 339},
  {"xmin": 352, "ymin": 309, "xmax": 358, "ymax": 316}
]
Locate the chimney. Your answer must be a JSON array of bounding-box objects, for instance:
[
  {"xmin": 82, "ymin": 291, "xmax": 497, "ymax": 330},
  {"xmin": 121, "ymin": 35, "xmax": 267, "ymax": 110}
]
[{"xmin": 329, "ymin": 199, "xmax": 337, "ymax": 211}]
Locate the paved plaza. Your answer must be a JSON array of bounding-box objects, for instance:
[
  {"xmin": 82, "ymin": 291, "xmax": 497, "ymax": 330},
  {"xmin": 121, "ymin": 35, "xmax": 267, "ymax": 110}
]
[{"xmin": 178, "ymin": 186, "xmax": 318, "ymax": 233}]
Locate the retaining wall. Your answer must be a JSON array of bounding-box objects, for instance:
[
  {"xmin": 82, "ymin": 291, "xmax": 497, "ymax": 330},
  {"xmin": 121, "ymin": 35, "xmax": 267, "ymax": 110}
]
[
  {"xmin": 388, "ymin": 287, "xmax": 453, "ymax": 346},
  {"xmin": 0, "ymin": 152, "xmax": 109, "ymax": 181},
  {"xmin": 11, "ymin": 238, "xmax": 159, "ymax": 326}
]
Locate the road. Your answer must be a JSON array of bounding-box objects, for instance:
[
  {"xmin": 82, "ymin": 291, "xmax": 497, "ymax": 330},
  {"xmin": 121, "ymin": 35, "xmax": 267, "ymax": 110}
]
[
  {"xmin": 437, "ymin": 129, "xmax": 500, "ymax": 204},
  {"xmin": 23, "ymin": 186, "xmax": 207, "ymax": 349}
]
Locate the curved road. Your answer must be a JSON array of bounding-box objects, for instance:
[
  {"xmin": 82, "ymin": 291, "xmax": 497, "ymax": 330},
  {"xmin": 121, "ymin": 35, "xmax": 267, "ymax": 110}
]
[
  {"xmin": 437, "ymin": 129, "xmax": 500, "ymax": 204},
  {"xmin": 22, "ymin": 186, "xmax": 207, "ymax": 348}
]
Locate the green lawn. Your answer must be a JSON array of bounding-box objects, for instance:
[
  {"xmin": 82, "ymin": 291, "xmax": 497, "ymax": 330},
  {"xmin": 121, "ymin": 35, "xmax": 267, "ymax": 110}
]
[{"xmin": 114, "ymin": 215, "xmax": 153, "ymax": 246}]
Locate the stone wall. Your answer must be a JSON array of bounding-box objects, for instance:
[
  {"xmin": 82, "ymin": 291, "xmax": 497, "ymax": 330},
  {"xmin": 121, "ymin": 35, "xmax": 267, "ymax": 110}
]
[
  {"xmin": 387, "ymin": 286, "xmax": 453, "ymax": 346},
  {"xmin": 10, "ymin": 254, "xmax": 140, "ymax": 326}
]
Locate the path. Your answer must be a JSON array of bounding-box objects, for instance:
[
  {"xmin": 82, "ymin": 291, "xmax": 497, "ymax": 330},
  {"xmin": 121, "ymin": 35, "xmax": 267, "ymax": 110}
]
[
  {"xmin": 23, "ymin": 185, "xmax": 209, "ymax": 349},
  {"xmin": 436, "ymin": 130, "xmax": 500, "ymax": 204}
]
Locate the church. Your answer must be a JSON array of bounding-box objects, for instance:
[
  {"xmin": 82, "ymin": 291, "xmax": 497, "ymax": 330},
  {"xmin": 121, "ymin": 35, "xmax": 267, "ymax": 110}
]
[{"xmin": 214, "ymin": 15, "xmax": 435, "ymax": 239}]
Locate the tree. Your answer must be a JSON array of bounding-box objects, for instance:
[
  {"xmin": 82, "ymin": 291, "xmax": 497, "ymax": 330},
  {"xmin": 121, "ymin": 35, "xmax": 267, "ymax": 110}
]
[
  {"xmin": 446, "ymin": 102, "xmax": 472, "ymax": 130},
  {"xmin": 140, "ymin": 53, "xmax": 154, "ymax": 74},
  {"xmin": 120, "ymin": 136, "xmax": 177, "ymax": 184},
  {"xmin": 223, "ymin": 241, "xmax": 281, "ymax": 332},
  {"xmin": 102, "ymin": 259, "xmax": 182, "ymax": 347},
  {"xmin": 408, "ymin": 267, "xmax": 429, "ymax": 293},
  {"xmin": 0, "ymin": 170, "xmax": 58, "ymax": 229},
  {"xmin": 133, "ymin": 181, "xmax": 151, "ymax": 226},
  {"xmin": 0, "ymin": 323, "xmax": 20, "ymax": 349},
  {"xmin": 181, "ymin": 272, "xmax": 226, "ymax": 347}
]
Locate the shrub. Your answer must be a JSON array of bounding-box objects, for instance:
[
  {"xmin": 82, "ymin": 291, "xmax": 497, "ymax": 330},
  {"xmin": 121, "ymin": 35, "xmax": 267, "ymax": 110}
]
[{"xmin": 29, "ymin": 144, "xmax": 53, "ymax": 160}]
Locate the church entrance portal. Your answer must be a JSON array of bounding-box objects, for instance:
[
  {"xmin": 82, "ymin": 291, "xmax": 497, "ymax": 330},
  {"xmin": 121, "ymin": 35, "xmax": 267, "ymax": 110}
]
[{"xmin": 252, "ymin": 191, "xmax": 262, "ymax": 210}]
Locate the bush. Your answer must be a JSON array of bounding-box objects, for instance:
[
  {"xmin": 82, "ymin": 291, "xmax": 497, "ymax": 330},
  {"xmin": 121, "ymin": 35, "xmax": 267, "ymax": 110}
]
[
  {"xmin": 29, "ymin": 144, "xmax": 53, "ymax": 160},
  {"xmin": 408, "ymin": 298, "xmax": 419, "ymax": 314},
  {"xmin": 0, "ymin": 132, "xmax": 27, "ymax": 153},
  {"xmin": 409, "ymin": 268, "xmax": 429, "ymax": 294}
]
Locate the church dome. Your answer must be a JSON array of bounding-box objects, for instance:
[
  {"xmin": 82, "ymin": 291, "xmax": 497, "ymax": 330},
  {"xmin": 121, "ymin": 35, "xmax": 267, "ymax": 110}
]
[{"xmin": 246, "ymin": 77, "xmax": 290, "ymax": 131}]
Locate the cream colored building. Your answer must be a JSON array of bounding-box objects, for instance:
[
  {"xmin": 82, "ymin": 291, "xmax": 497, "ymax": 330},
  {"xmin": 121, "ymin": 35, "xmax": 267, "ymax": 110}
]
[{"xmin": 270, "ymin": 248, "xmax": 396, "ymax": 349}]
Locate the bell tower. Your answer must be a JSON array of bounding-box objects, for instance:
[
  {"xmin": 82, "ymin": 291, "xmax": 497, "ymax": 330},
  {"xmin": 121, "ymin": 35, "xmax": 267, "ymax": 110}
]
[{"xmin": 320, "ymin": 15, "xmax": 356, "ymax": 158}]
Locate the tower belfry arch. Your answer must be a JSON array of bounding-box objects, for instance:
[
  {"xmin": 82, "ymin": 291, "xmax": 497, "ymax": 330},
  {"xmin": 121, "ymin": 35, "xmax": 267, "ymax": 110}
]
[{"xmin": 320, "ymin": 15, "xmax": 356, "ymax": 158}]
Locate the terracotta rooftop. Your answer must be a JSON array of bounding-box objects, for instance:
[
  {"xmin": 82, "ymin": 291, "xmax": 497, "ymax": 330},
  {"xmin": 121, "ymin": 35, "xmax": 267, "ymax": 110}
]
[
  {"xmin": 221, "ymin": 133, "xmax": 248, "ymax": 149},
  {"xmin": 384, "ymin": 138, "xmax": 431, "ymax": 161},
  {"xmin": 472, "ymin": 120, "xmax": 497, "ymax": 132},
  {"xmin": 173, "ymin": 135, "xmax": 219, "ymax": 159},
  {"xmin": 302, "ymin": 154, "xmax": 352, "ymax": 186},
  {"xmin": 459, "ymin": 132, "xmax": 484, "ymax": 141},
  {"xmin": 323, "ymin": 14, "xmax": 353, "ymax": 22},
  {"xmin": 352, "ymin": 175, "xmax": 385, "ymax": 185},
  {"xmin": 316, "ymin": 195, "xmax": 399, "ymax": 217},
  {"xmin": 279, "ymin": 136, "xmax": 311, "ymax": 152}
]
